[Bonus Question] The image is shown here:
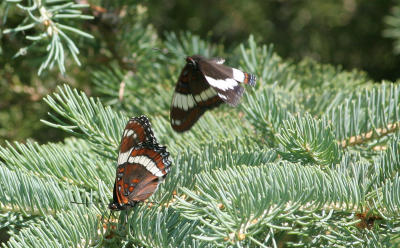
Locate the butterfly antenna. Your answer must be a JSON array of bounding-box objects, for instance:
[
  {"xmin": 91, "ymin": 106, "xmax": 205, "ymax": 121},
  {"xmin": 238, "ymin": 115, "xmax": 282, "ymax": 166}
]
[
  {"xmin": 70, "ymin": 200, "xmax": 92, "ymax": 207},
  {"xmin": 70, "ymin": 191, "xmax": 107, "ymax": 208},
  {"xmin": 152, "ymin": 48, "xmax": 186, "ymax": 59}
]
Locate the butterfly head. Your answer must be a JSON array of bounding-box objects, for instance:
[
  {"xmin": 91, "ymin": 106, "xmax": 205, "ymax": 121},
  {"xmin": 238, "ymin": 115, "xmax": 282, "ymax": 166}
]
[
  {"xmin": 108, "ymin": 202, "xmax": 136, "ymax": 211},
  {"xmin": 108, "ymin": 202, "xmax": 119, "ymax": 210},
  {"xmin": 186, "ymin": 56, "xmax": 198, "ymax": 68}
]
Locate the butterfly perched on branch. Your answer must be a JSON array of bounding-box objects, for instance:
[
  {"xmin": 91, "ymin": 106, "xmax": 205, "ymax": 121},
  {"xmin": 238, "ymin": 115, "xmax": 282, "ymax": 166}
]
[
  {"xmin": 108, "ymin": 116, "xmax": 171, "ymax": 211},
  {"xmin": 170, "ymin": 55, "xmax": 256, "ymax": 132}
]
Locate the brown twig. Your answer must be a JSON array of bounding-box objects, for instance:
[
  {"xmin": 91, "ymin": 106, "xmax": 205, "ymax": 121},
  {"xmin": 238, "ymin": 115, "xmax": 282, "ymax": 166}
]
[{"xmin": 339, "ymin": 122, "xmax": 399, "ymax": 148}]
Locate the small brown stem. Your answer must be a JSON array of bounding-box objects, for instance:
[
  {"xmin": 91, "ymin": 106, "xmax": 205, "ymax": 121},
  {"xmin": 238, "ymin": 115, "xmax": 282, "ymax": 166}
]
[
  {"xmin": 118, "ymin": 71, "xmax": 133, "ymax": 101},
  {"xmin": 339, "ymin": 122, "xmax": 399, "ymax": 148}
]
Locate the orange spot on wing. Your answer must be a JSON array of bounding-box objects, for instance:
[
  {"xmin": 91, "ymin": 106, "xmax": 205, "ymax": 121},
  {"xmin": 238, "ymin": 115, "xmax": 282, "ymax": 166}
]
[
  {"xmin": 131, "ymin": 179, "xmax": 139, "ymax": 183},
  {"xmin": 243, "ymin": 73, "xmax": 249, "ymax": 84},
  {"xmin": 157, "ymin": 161, "xmax": 165, "ymax": 170},
  {"xmin": 116, "ymin": 179, "xmax": 128, "ymax": 204},
  {"xmin": 145, "ymin": 150, "xmax": 159, "ymax": 159},
  {"xmin": 128, "ymin": 186, "xmax": 134, "ymax": 192}
]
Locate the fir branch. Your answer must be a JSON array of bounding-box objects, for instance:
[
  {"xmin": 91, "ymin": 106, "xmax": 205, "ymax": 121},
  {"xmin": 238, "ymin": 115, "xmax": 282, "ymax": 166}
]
[
  {"xmin": 327, "ymin": 83, "xmax": 400, "ymax": 148},
  {"xmin": 383, "ymin": 174, "xmax": 400, "ymax": 215},
  {"xmin": 293, "ymin": 58, "xmax": 369, "ymax": 91},
  {"xmin": 239, "ymin": 35, "xmax": 293, "ymax": 87},
  {"xmin": 126, "ymin": 206, "xmax": 201, "ymax": 248},
  {"xmin": 157, "ymin": 139, "xmax": 277, "ymax": 203},
  {"xmin": 373, "ymin": 135, "xmax": 400, "ymax": 184},
  {"xmin": 150, "ymin": 110, "xmax": 256, "ymax": 155},
  {"xmin": 42, "ymin": 84, "xmax": 127, "ymax": 158},
  {"xmin": 163, "ymin": 32, "xmax": 224, "ymax": 62},
  {"xmin": 174, "ymin": 162, "xmax": 365, "ymax": 246},
  {"xmin": 276, "ymin": 113, "xmax": 341, "ymax": 166},
  {"xmin": 3, "ymin": 0, "xmax": 94, "ymax": 75},
  {"xmin": 293, "ymin": 59, "xmax": 371, "ymax": 116},
  {"xmin": 241, "ymin": 88, "xmax": 295, "ymax": 147},
  {"xmin": 1, "ymin": 23, "xmax": 399, "ymax": 246},
  {"xmin": 0, "ymin": 165, "xmax": 82, "ymax": 215},
  {"xmin": 5, "ymin": 207, "xmax": 102, "ymax": 248},
  {"xmin": 92, "ymin": 63, "xmax": 132, "ymax": 104},
  {"xmin": 339, "ymin": 122, "xmax": 399, "ymax": 148},
  {"xmin": 93, "ymin": 62, "xmax": 173, "ymax": 117},
  {"xmin": 384, "ymin": 3, "xmax": 400, "ymax": 54},
  {"xmin": 0, "ymin": 139, "xmax": 114, "ymax": 189}
]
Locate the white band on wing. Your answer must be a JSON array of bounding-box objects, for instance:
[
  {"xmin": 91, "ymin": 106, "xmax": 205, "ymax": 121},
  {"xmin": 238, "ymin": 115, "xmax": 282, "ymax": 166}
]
[
  {"xmin": 204, "ymin": 75, "xmax": 238, "ymax": 90},
  {"xmin": 128, "ymin": 155, "xmax": 164, "ymax": 177},
  {"xmin": 232, "ymin": 68, "xmax": 245, "ymax": 83}
]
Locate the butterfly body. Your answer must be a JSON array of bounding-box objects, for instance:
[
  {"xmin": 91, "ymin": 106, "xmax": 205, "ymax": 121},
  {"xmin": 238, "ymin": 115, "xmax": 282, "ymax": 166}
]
[
  {"xmin": 170, "ymin": 55, "xmax": 256, "ymax": 132},
  {"xmin": 109, "ymin": 116, "xmax": 171, "ymax": 211}
]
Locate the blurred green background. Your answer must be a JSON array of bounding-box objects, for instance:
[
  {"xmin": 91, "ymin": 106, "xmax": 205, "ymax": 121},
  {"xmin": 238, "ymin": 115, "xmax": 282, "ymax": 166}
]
[
  {"xmin": 1, "ymin": 0, "xmax": 400, "ymax": 145},
  {"xmin": 148, "ymin": 0, "xmax": 400, "ymax": 81}
]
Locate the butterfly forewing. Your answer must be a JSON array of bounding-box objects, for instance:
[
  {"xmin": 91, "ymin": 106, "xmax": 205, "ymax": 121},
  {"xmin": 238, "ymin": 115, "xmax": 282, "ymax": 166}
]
[
  {"xmin": 170, "ymin": 63, "xmax": 223, "ymax": 132},
  {"xmin": 170, "ymin": 55, "xmax": 256, "ymax": 132},
  {"xmin": 119, "ymin": 116, "xmax": 156, "ymax": 153}
]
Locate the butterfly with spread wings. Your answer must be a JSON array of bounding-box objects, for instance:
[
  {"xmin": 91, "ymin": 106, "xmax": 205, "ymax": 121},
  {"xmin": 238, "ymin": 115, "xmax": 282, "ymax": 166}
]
[
  {"xmin": 170, "ymin": 55, "xmax": 256, "ymax": 132},
  {"xmin": 108, "ymin": 116, "xmax": 171, "ymax": 211}
]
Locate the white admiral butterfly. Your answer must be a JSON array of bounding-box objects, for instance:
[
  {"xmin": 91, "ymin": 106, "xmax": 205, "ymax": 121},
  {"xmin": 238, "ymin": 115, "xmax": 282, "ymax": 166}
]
[
  {"xmin": 108, "ymin": 116, "xmax": 171, "ymax": 210},
  {"xmin": 170, "ymin": 55, "xmax": 256, "ymax": 132}
]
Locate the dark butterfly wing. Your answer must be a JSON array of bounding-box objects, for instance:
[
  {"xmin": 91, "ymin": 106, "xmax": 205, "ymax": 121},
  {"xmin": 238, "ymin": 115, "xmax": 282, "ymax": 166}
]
[
  {"xmin": 109, "ymin": 118, "xmax": 171, "ymax": 211},
  {"xmin": 170, "ymin": 55, "xmax": 256, "ymax": 132},
  {"xmin": 197, "ymin": 58, "xmax": 256, "ymax": 107},
  {"xmin": 170, "ymin": 63, "xmax": 223, "ymax": 132}
]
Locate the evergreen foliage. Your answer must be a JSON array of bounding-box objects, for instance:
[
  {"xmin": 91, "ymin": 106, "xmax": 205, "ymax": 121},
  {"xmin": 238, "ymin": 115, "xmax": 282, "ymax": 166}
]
[
  {"xmin": 384, "ymin": 1, "xmax": 400, "ymax": 55},
  {"xmin": 3, "ymin": 0, "xmax": 94, "ymax": 75},
  {"xmin": 1, "ymin": 1, "xmax": 400, "ymax": 247}
]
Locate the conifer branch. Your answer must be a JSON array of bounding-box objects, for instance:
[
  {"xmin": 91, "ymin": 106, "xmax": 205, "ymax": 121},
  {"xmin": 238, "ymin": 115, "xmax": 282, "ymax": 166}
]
[
  {"xmin": 241, "ymin": 88, "xmax": 295, "ymax": 147},
  {"xmin": 6, "ymin": 207, "xmax": 102, "ymax": 248},
  {"xmin": 164, "ymin": 32, "xmax": 223, "ymax": 61},
  {"xmin": 328, "ymin": 83, "xmax": 400, "ymax": 147},
  {"xmin": 42, "ymin": 84, "xmax": 127, "ymax": 157},
  {"xmin": 383, "ymin": 174, "xmax": 400, "ymax": 214},
  {"xmin": 173, "ymin": 162, "xmax": 366, "ymax": 246},
  {"xmin": 339, "ymin": 122, "xmax": 400, "ymax": 148},
  {"xmin": 3, "ymin": 0, "xmax": 94, "ymax": 74},
  {"xmin": 0, "ymin": 165, "xmax": 83, "ymax": 215},
  {"xmin": 277, "ymin": 113, "xmax": 341, "ymax": 165},
  {"xmin": 372, "ymin": 135, "xmax": 400, "ymax": 186},
  {"xmin": 0, "ymin": 139, "xmax": 114, "ymax": 189},
  {"xmin": 384, "ymin": 3, "xmax": 400, "ymax": 54},
  {"xmin": 239, "ymin": 35, "xmax": 292, "ymax": 87}
]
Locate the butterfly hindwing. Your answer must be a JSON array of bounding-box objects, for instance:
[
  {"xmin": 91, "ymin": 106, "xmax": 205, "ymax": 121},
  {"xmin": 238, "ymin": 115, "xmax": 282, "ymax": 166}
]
[{"xmin": 197, "ymin": 58, "xmax": 257, "ymax": 106}]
